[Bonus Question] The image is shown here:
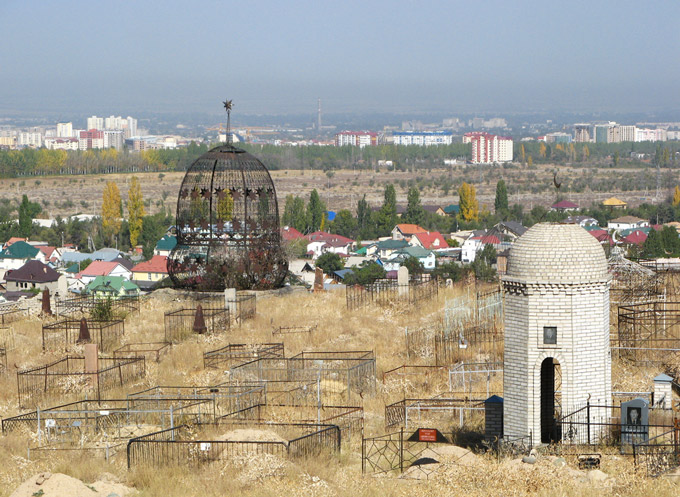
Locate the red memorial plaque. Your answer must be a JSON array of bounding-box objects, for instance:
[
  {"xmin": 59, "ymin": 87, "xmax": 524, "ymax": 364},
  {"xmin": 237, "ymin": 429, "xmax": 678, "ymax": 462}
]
[{"xmin": 418, "ymin": 428, "xmax": 437, "ymax": 442}]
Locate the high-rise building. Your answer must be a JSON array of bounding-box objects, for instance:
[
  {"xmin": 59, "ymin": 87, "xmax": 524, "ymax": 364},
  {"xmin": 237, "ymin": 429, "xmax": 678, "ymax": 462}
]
[
  {"xmin": 619, "ymin": 125, "xmax": 636, "ymax": 142},
  {"xmin": 57, "ymin": 122, "xmax": 73, "ymax": 138},
  {"xmin": 17, "ymin": 132, "xmax": 43, "ymax": 148},
  {"xmin": 105, "ymin": 116, "xmax": 124, "ymax": 130},
  {"xmin": 335, "ymin": 131, "xmax": 377, "ymax": 148},
  {"xmin": 79, "ymin": 129, "xmax": 104, "ymax": 150},
  {"xmin": 103, "ymin": 130, "xmax": 124, "ymax": 150},
  {"xmin": 636, "ymin": 128, "xmax": 667, "ymax": 142},
  {"xmin": 464, "ymin": 132, "xmax": 513, "ymax": 164},
  {"xmin": 126, "ymin": 116, "xmax": 137, "ymax": 138},
  {"xmin": 573, "ymin": 124, "xmax": 591, "ymax": 143},
  {"xmin": 87, "ymin": 116, "xmax": 104, "ymax": 130}
]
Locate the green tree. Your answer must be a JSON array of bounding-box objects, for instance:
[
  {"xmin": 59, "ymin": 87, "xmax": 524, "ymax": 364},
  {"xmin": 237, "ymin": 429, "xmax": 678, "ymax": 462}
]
[
  {"xmin": 18, "ymin": 194, "xmax": 41, "ymax": 238},
  {"xmin": 282, "ymin": 195, "xmax": 307, "ymax": 232},
  {"xmin": 356, "ymin": 195, "xmax": 374, "ymax": 240},
  {"xmin": 458, "ymin": 183, "xmax": 479, "ymax": 222},
  {"xmin": 494, "ymin": 179, "xmax": 508, "ymax": 214},
  {"xmin": 102, "ymin": 181, "xmax": 122, "ymax": 244},
  {"xmin": 330, "ymin": 209, "xmax": 357, "ymax": 238},
  {"xmin": 403, "ymin": 187, "xmax": 425, "ymax": 226},
  {"xmin": 315, "ymin": 252, "xmax": 343, "ymax": 275},
  {"xmin": 376, "ymin": 184, "xmax": 398, "ymax": 236},
  {"xmin": 216, "ymin": 190, "xmax": 234, "ymax": 222},
  {"xmin": 403, "ymin": 256, "xmax": 423, "ymax": 275},
  {"xmin": 127, "ymin": 176, "xmax": 145, "ymax": 247},
  {"xmin": 344, "ymin": 261, "xmax": 386, "ymax": 285},
  {"xmin": 306, "ymin": 189, "xmax": 326, "ymax": 232}
]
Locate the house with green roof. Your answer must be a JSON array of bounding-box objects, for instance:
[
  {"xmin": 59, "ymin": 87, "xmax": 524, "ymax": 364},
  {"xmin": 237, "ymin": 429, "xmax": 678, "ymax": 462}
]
[
  {"xmin": 0, "ymin": 241, "xmax": 45, "ymax": 271},
  {"xmin": 443, "ymin": 204, "xmax": 460, "ymax": 215},
  {"xmin": 84, "ymin": 276, "xmax": 140, "ymax": 299},
  {"xmin": 368, "ymin": 239, "xmax": 410, "ymax": 259},
  {"xmin": 382, "ymin": 246, "xmax": 436, "ymax": 272},
  {"xmin": 154, "ymin": 236, "xmax": 177, "ymax": 257}
]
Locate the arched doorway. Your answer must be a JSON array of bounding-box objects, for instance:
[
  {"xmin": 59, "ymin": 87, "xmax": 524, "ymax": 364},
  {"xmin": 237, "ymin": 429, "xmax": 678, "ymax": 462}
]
[{"xmin": 540, "ymin": 357, "xmax": 562, "ymax": 443}]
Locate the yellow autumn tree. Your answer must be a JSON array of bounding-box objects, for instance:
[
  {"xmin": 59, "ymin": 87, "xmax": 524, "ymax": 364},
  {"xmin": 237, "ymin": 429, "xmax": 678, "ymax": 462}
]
[
  {"xmin": 539, "ymin": 142, "xmax": 547, "ymax": 159},
  {"xmin": 520, "ymin": 144, "xmax": 526, "ymax": 164},
  {"xmin": 458, "ymin": 182, "xmax": 479, "ymax": 222},
  {"xmin": 128, "ymin": 176, "xmax": 145, "ymax": 247},
  {"xmin": 102, "ymin": 181, "xmax": 122, "ymax": 243},
  {"xmin": 216, "ymin": 190, "xmax": 234, "ymax": 221},
  {"xmin": 527, "ymin": 156, "xmax": 533, "ymax": 166},
  {"xmin": 673, "ymin": 186, "xmax": 680, "ymax": 206}
]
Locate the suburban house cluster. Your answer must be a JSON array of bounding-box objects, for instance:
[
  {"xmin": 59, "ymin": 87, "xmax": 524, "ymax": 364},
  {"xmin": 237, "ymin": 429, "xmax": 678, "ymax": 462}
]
[{"xmin": 0, "ymin": 233, "xmax": 177, "ymax": 302}]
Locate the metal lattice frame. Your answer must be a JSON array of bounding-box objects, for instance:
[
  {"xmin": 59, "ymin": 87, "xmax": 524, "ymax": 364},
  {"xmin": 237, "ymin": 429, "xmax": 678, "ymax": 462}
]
[
  {"xmin": 616, "ymin": 301, "xmax": 680, "ymax": 365},
  {"xmin": 41, "ymin": 319, "xmax": 125, "ymax": 352},
  {"xmin": 168, "ymin": 144, "xmax": 288, "ymax": 291}
]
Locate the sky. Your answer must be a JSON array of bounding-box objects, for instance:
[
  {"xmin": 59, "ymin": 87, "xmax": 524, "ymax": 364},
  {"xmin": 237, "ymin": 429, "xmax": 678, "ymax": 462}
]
[{"xmin": 1, "ymin": 0, "xmax": 679, "ymax": 118}]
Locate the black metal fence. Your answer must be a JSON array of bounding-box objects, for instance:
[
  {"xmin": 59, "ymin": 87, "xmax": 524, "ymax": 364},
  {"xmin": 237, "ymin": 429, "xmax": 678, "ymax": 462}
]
[
  {"xmin": 227, "ymin": 293, "xmax": 256, "ymax": 324},
  {"xmin": 385, "ymin": 397, "xmax": 486, "ymax": 430},
  {"xmin": 126, "ymin": 421, "xmax": 341, "ymax": 469},
  {"xmin": 272, "ymin": 325, "xmax": 317, "ymax": 335},
  {"xmin": 203, "ymin": 343, "xmax": 284, "ymax": 370},
  {"xmin": 164, "ymin": 307, "xmax": 229, "ymax": 343},
  {"xmin": 633, "ymin": 429, "xmax": 680, "ymax": 476},
  {"xmin": 42, "ymin": 319, "xmax": 125, "ymax": 352},
  {"xmin": 346, "ymin": 278, "xmax": 438, "ymax": 311},
  {"xmin": 0, "ymin": 346, "xmax": 6, "ymax": 374},
  {"xmin": 0, "ymin": 305, "xmax": 26, "ymax": 325},
  {"xmin": 17, "ymin": 356, "xmax": 145, "ymax": 407},
  {"xmin": 616, "ymin": 301, "xmax": 680, "ymax": 366},
  {"xmin": 55, "ymin": 295, "xmax": 140, "ymax": 318},
  {"xmin": 556, "ymin": 403, "xmax": 676, "ymax": 447}
]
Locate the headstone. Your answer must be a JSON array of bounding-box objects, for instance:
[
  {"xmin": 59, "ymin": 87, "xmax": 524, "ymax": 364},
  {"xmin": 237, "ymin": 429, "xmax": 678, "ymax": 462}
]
[
  {"xmin": 398, "ymin": 266, "xmax": 409, "ymax": 298},
  {"xmin": 653, "ymin": 373, "xmax": 673, "ymax": 409},
  {"xmin": 224, "ymin": 288, "xmax": 236, "ymax": 314},
  {"xmin": 445, "ymin": 278, "xmax": 453, "ymax": 288},
  {"xmin": 84, "ymin": 343, "xmax": 98, "ymax": 387},
  {"xmin": 621, "ymin": 397, "xmax": 649, "ymax": 450},
  {"xmin": 484, "ymin": 395, "xmax": 504, "ymax": 442},
  {"xmin": 41, "ymin": 289, "xmax": 52, "ymax": 316},
  {"xmin": 77, "ymin": 318, "xmax": 91, "ymax": 343},
  {"xmin": 193, "ymin": 304, "xmax": 207, "ymax": 334},
  {"xmin": 314, "ymin": 267, "xmax": 324, "ymax": 292}
]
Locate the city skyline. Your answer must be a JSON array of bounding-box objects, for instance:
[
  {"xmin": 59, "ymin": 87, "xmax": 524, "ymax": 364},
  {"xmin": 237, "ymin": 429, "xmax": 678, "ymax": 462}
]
[{"xmin": 1, "ymin": 1, "xmax": 679, "ymax": 116}]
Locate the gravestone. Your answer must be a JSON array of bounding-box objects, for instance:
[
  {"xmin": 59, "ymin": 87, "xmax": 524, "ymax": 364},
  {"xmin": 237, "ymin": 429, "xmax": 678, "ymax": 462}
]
[
  {"xmin": 77, "ymin": 318, "xmax": 91, "ymax": 343},
  {"xmin": 445, "ymin": 278, "xmax": 453, "ymax": 288},
  {"xmin": 193, "ymin": 304, "xmax": 207, "ymax": 334},
  {"xmin": 314, "ymin": 267, "xmax": 324, "ymax": 292},
  {"xmin": 484, "ymin": 395, "xmax": 504, "ymax": 442},
  {"xmin": 653, "ymin": 374, "xmax": 673, "ymax": 409},
  {"xmin": 621, "ymin": 397, "xmax": 649, "ymax": 449},
  {"xmin": 84, "ymin": 343, "xmax": 98, "ymax": 387},
  {"xmin": 398, "ymin": 266, "xmax": 409, "ymax": 298},
  {"xmin": 224, "ymin": 288, "xmax": 236, "ymax": 315},
  {"xmin": 41, "ymin": 289, "xmax": 52, "ymax": 316}
]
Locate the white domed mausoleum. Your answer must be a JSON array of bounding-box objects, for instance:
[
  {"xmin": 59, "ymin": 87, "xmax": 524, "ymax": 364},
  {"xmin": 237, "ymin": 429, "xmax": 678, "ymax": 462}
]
[{"xmin": 502, "ymin": 223, "xmax": 612, "ymax": 443}]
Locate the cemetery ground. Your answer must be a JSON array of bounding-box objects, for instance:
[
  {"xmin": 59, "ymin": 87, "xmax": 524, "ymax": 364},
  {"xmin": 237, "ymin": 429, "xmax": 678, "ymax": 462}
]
[
  {"xmin": 0, "ymin": 161, "xmax": 668, "ymax": 220},
  {"xmin": 0, "ymin": 286, "xmax": 678, "ymax": 496}
]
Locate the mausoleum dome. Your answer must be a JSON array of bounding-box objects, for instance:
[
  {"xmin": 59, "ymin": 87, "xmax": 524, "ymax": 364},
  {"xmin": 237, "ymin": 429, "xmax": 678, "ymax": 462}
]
[{"xmin": 505, "ymin": 223, "xmax": 609, "ymax": 284}]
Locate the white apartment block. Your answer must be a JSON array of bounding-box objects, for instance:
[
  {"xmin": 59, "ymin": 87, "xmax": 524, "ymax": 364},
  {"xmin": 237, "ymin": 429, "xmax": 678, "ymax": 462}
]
[
  {"xmin": 335, "ymin": 131, "xmax": 377, "ymax": 148},
  {"xmin": 636, "ymin": 128, "xmax": 667, "ymax": 142},
  {"xmin": 57, "ymin": 122, "xmax": 73, "ymax": 138},
  {"xmin": 103, "ymin": 130, "xmax": 124, "ymax": 150},
  {"xmin": 87, "ymin": 116, "xmax": 104, "ymax": 130},
  {"xmin": 464, "ymin": 132, "xmax": 513, "ymax": 164},
  {"xmin": 393, "ymin": 131, "xmax": 453, "ymax": 146},
  {"xmin": 17, "ymin": 132, "xmax": 43, "ymax": 148}
]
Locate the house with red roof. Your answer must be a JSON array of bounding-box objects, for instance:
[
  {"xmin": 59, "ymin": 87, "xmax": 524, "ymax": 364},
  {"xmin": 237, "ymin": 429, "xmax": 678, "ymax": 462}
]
[
  {"xmin": 391, "ymin": 224, "xmax": 427, "ymax": 241},
  {"xmin": 410, "ymin": 231, "xmax": 448, "ymax": 251},
  {"xmin": 76, "ymin": 260, "xmax": 132, "ymax": 284},
  {"xmin": 587, "ymin": 229, "xmax": 615, "ymax": 246},
  {"xmin": 550, "ymin": 200, "xmax": 579, "ymax": 212},
  {"xmin": 131, "ymin": 255, "xmax": 169, "ymax": 290},
  {"xmin": 281, "ymin": 226, "xmax": 304, "ymax": 241},
  {"xmin": 305, "ymin": 231, "xmax": 356, "ymax": 258},
  {"xmin": 620, "ymin": 229, "xmax": 648, "ymax": 246}
]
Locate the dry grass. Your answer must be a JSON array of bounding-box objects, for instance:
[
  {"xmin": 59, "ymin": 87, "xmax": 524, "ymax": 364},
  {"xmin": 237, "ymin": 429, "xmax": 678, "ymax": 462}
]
[{"xmin": 1, "ymin": 284, "xmax": 680, "ymax": 496}]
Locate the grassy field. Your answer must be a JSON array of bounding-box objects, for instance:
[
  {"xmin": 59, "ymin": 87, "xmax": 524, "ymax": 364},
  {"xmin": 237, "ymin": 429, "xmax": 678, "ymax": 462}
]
[
  {"xmin": 0, "ymin": 161, "xmax": 672, "ymax": 221},
  {"xmin": 0, "ymin": 283, "xmax": 678, "ymax": 496}
]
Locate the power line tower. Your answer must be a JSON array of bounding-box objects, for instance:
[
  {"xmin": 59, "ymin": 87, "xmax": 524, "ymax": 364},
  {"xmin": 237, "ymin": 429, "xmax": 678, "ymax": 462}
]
[{"xmin": 317, "ymin": 98, "xmax": 322, "ymax": 136}]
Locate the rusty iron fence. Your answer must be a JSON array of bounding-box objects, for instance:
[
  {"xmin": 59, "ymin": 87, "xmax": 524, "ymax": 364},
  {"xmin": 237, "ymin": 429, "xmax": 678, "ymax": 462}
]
[
  {"xmin": 164, "ymin": 307, "xmax": 229, "ymax": 343},
  {"xmin": 114, "ymin": 342, "xmax": 171, "ymax": 362},
  {"xmin": 633, "ymin": 427, "xmax": 680, "ymax": 477},
  {"xmin": 227, "ymin": 293, "xmax": 257, "ymax": 324},
  {"xmin": 55, "ymin": 295, "xmax": 140, "ymax": 318},
  {"xmin": 17, "ymin": 356, "xmax": 145, "ymax": 407},
  {"xmin": 272, "ymin": 325, "xmax": 317, "ymax": 335},
  {"xmin": 346, "ymin": 277, "xmax": 438, "ymax": 311},
  {"xmin": 42, "ymin": 319, "xmax": 125, "ymax": 352},
  {"xmin": 616, "ymin": 301, "xmax": 680, "ymax": 366},
  {"xmin": 385, "ymin": 397, "xmax": 487, "ymax": 430},
  {"xmin": 126, "ymin": 421, "xmax": 341, "ymax": 469},
  {"xmin": 203, "ymin": 342, "xmax": 284, "ymax": 370}
]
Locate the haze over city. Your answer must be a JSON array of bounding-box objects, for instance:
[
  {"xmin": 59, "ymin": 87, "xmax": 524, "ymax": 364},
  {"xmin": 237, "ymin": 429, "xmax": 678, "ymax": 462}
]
[{"xmin": 1, "ymin": 0, "xmax": 679, "ymax": 117}]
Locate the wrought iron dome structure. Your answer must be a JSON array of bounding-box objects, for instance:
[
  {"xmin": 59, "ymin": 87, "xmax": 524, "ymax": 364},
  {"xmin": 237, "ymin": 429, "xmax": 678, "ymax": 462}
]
[{"xmin": 168, "ymin": 101, "xmax": 288, "ymax": 290}]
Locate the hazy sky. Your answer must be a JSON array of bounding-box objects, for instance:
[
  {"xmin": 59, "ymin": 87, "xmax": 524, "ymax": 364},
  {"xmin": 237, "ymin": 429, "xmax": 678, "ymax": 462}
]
[{"xmin": 1, "ymin": 0, "xmax": 679, "ymax": 117}]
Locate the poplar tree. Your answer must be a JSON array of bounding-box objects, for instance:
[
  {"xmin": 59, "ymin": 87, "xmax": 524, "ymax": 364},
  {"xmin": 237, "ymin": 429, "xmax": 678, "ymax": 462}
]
[
  {"xmin": 306, "ymin": 189, "xmax": 326, "ymax": 232},
  {"xmin": 102, "ymin": 181, "xmax": 122, "ymax": 243},
  {"xmin": 458, "ymin": 182, "xmax": 479, "ymax": 222},
  {"xmin": 673, "ymin": 186, "xmax": 680, "ymax": 207},
  {"xmin": 127, "ymin": 176, "xmax": 145, "ymax": 247},
  {"xmin": 376, "ymin": 184, "xmax": 398, "ymax": 236},
  {"xmin": 403, "ymin": 187, "xmax": 425, "ymax": 226},
  {"xmin": 494, "ymin": 179, "xmax": 508, "ymax": 213}
]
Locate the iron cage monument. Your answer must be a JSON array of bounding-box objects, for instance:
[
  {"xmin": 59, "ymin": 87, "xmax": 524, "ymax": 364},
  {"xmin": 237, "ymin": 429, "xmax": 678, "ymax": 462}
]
[
  {"xmin": 502, "ymin": 223, "xmax": 612, "ymax": 444},
  {"xmin": 168, "ymin": 101, "xmax": 288, "ymax": 291}
]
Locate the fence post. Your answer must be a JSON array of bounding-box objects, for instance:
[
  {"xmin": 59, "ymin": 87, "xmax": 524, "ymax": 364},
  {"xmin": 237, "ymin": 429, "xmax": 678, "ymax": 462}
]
[
  {"xmin": 400, "ymin": 427, "xmax": 404, "ymax": 473},
  {"xmin": 361, "ymin": 435, "xmax": 365, "ymax": 474},
  {"xmin": 586, "ymin": 400, "xmax": 591, "ymax": 445}
]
